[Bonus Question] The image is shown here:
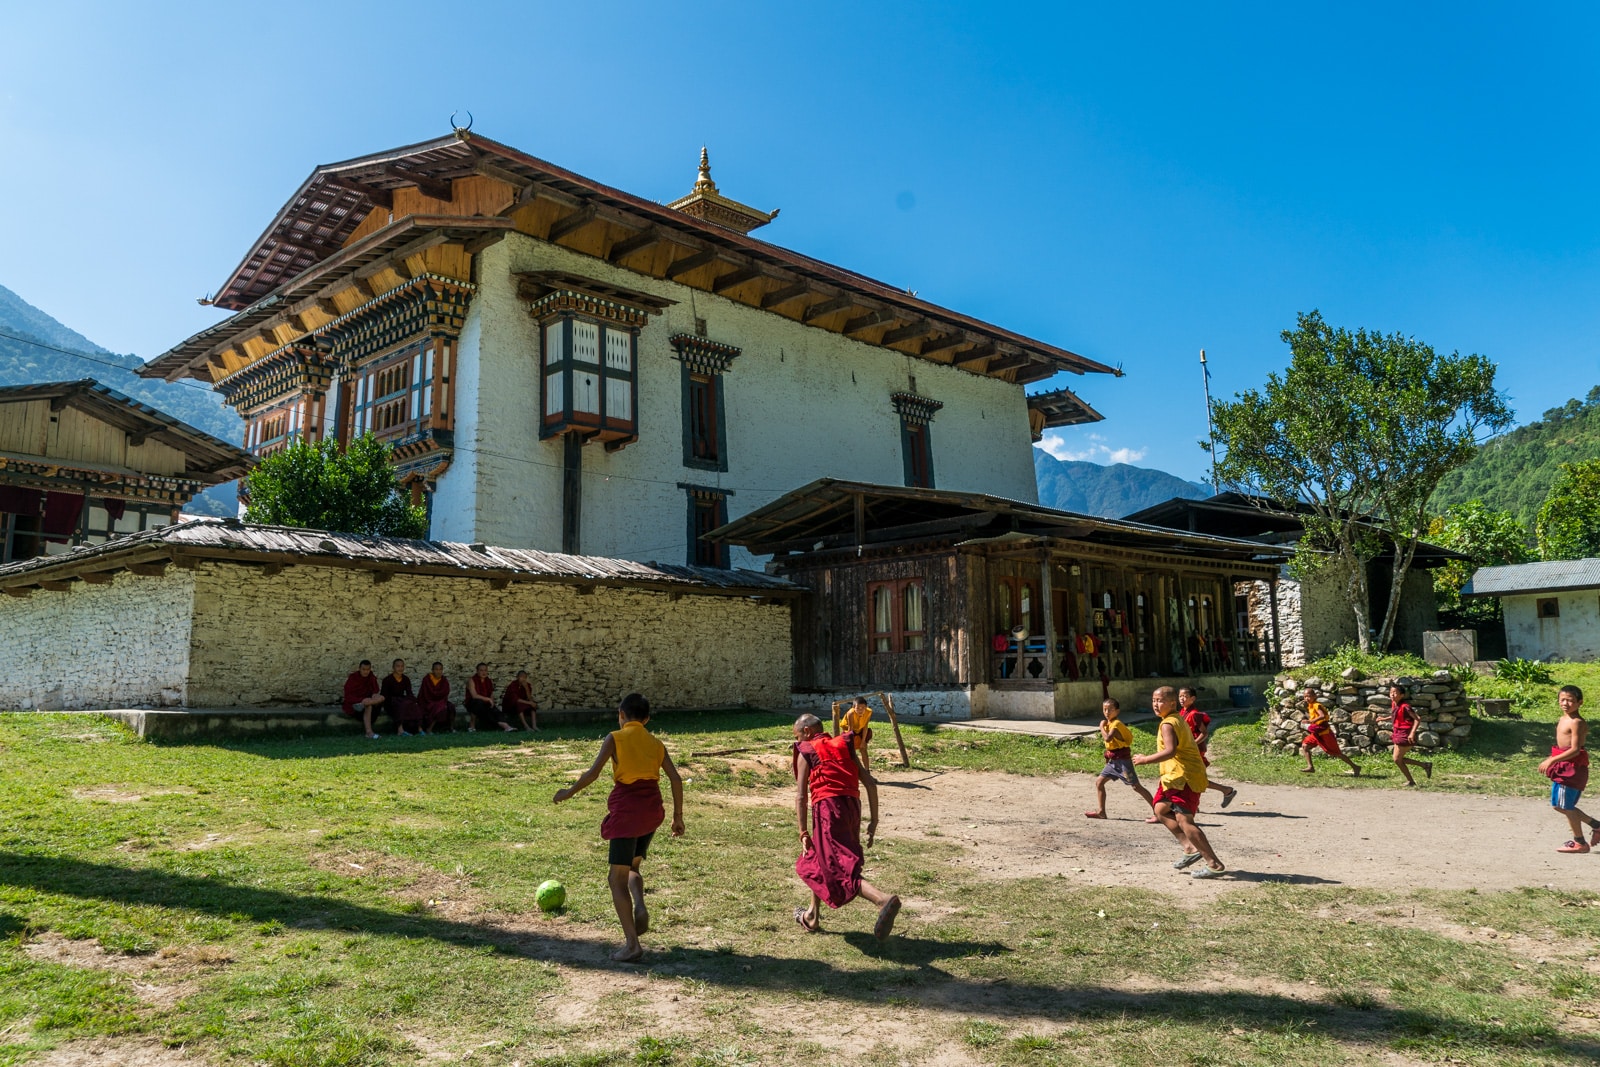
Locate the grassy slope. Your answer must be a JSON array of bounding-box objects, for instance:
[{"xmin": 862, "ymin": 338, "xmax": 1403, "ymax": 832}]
[
  {"xmin": 1433, "ymin": 392, "xmax": 1600, "ymax": 532},
  {"xmin": 0, "ymin": 712, "xmax": 1596, "ymax": 1067}
]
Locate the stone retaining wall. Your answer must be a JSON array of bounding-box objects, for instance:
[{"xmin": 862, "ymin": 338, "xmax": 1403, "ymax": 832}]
[{"xmin": 1263, "ymin": 668, "xmax": 1472, "ymax": 755}]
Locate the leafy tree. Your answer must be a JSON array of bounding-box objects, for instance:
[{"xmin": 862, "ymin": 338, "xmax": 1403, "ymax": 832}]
[
  {"xmin": 1211, "ymin": 311, "xmax": 1512, "ymax": 652},
  {"xmin": 1427, "ymin": 501, "xmax": 1532, "ymax": 622},
  {"xmin": 1535, "ymin": 459, "xmax": 1600, "ymax": 561},
  {"xmin": 242, "ymin": 434, "xmax": 428, "ymax": 539}
]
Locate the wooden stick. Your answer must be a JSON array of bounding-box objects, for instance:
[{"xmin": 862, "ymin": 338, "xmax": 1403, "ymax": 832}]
[
  {"xmin": 877, "ymin": 690, "xmax": 911, "ymax": 768},
  {"xmin": 830, "ymin": 700, "xmax": 843, "ymax": 736}
]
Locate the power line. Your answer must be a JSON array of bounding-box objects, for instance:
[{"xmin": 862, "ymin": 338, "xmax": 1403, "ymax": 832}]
[{"xmin": 0, "ymin": 328, "xmax": 215, "ymax": 392}]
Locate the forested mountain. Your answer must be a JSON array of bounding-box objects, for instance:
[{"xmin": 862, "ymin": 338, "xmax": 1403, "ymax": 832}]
[
  {"xmin": 0, "ymin": 283, "xmax": 242, "ymax": 516},
  {"xmin": 1033, "ymin": 450, "xmax": 1211, "ymax": 518},
  {"xmin": 1433, "ymin": 387, "xmax": 1600, "ymax": 530}
]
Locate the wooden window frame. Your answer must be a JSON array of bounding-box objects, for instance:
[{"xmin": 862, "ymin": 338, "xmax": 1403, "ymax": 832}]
[
  {"xmin": 540, "ymin": 313, "xmax": 638, "ymax": 442},
  {"xmin": 684, "ymin": 486, "xmax": 730, "ymax": 568},
  {"xmin": 901, "ymin": 421, "xmax": 934, "ymax": 489},
  {"xmin": 868, "ymin": 577, "xmax": 928, "ymax": 655},
  {"xmin": 1537, "ymin": 597, "xmax": 1560, "ymax": 619},
  {"xmin": 682, "ymin": 366, "xmax": 728, "ymax": 472},
  {"xmin": 344, "ymin": 340, "xmax": 437, "ymax": 448}
]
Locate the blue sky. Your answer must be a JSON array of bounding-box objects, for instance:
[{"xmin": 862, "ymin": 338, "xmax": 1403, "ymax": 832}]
[{"xmin": 2, "ymin": 2, "xmax": 1596, "ymax": 482}]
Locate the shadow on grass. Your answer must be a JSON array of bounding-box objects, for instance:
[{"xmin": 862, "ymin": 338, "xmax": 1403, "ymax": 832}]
[{"xmin": 4, "ymin": 853, "xmax": 1595, "ymax": 1059}]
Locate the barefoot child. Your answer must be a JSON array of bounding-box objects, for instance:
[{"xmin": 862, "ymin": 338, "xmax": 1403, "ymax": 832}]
[
  {"xmin": 552, "ymin": 693, "xmax": 685, "ymax": 962},
  {"xmin": 1085, "ymin": 698, "xmax": 1155, "ymax": 819},
  {"xmin": 791, "ymin": 714, "xmax": 902, "ymax": 941},
  {"xmin": 1179, "ymin": 687, "xmax": 1238, "ymax": 808},
  {"xmin": 840, "ymin": 695, "xmax": 874, "ymax": 764},
  {"xmin": 1540, "ymin": 684, "xmax": 1599, "ymax": 854},
  {"xmin": 1382, "ymin": 683, "xmax": 1433, "ymax": 787},
  {"xmin": 1134, "ymin": 686, "xmax": 1226, "ymax": 878},
  {"xmin": 1300, "ymin": 686, "xmax": 1361, "ymax": 776}
]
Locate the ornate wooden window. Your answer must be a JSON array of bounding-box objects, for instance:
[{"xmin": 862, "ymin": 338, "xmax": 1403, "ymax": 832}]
[
  {"xmin": 538, "ymin": 317, "xmax": 638, "ymax": 443},
  {"xmin": 671, "ymin": 334, "xmax": 740, "ymax": 472},
  {"xmin": 217, "ymin": 344, "xmax": 335, "ymax": 459},
  {"xmin": 869, "ymin": 578, "xmax": 927, "ymax": 654},
  {"xmin": 682, "ymin": 484, "xmax": 730, "ymax": 568},
  {"xmin": 347, "ymin": 340, "xmax": 440, "ymax": 445},
  {"xmin": 891, "ymin": 393, "xmax": 943, "ymax": 490}
]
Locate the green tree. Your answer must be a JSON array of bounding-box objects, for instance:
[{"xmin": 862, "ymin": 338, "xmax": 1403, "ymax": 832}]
[
  {"xmin": 1211, "ymin": 311, "xmax": 1512, "ymax": 652},
  {"xmin": 1427, "ymin": 501, "xmax": 1532, "ymax": 621},
  {"xmin": 243, "ymin": 434, "xmax": 428, "ymax": 539},
  {"xmin": 1536, "ymin": 459, "xmax": 1600, "ymax": 561}
]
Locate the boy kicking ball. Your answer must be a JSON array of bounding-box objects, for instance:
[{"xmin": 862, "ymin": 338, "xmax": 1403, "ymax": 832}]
[
  {"xmin": 1541, "ymin": 684, "xmax": 1599, "ymax": 854},
  {"xmin": 1299, "ymin": 686, "xmax": 1361, "ymax": 776},
  {"xmin": 553, "ymin": 693, "xmax": 685, "ymax": 962},
  {"xmin": 1085, "ymin": 698, "xmax": 1155, "ymax": 819}
]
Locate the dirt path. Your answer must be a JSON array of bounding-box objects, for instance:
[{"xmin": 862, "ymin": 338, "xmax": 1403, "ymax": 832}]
[{"xmin": 868, "ymin": 768, "xmax": 1597, "ymax": 896}]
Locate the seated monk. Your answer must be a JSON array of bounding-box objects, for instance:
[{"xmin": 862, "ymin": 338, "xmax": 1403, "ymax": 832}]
[
  {"xmin": 380, "ymin": 659, "xmax": 424, "ymax": 737},
  {"xmin": 342, "ymin": 659, "xmax": 385, "ymax": 740},
  {"xmin": 503, "ymin": 670, "xmax": 539, "ymax": 731},
  {"xmin": 465, "ymin": 663, "xmax": 512, "ymax": 732},
  {"xmin": 418, "ymin": 662, "xmax": 455, "ymax": 733}
]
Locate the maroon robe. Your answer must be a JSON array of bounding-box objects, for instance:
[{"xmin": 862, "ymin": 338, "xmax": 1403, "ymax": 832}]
[
  {"xmin": 342, "ymin": 672, "xmax": 380, "ymax": 717},
  {"xmin": 602, "ymin": 779, "xmax": 666, "ymax": 841},
  {"xmin": 501, "ymin": 679, "xmax": 535, "ymax": 720},
  {"xmin": 793, "ymin": 734, "xmax": 865, "ymax": 908},
  {"xmin": 380, "ymin": 673, "xmax": 422, "ymax": 727},
  {"xmin": 418, "ymin": 673, "xmax": 454, "ymax": 732}
]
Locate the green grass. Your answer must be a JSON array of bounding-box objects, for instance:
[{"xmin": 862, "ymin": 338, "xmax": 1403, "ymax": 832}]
[{"xmin": 1, "ymin": 712, "xmax": 1598, "ymax": 1065}]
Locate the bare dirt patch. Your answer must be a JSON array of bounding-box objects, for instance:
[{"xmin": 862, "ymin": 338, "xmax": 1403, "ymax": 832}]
[
  {"xmin": 72, "ymin": 786, "xmax": 196, "ymax": 804},
  {"xmin": 23, "ymin": 935, "xmax": 230, "ymax": 1009},
  {"xmin": 35, "ymin": 1039, "xmax": 207, "ymax": 1066}
]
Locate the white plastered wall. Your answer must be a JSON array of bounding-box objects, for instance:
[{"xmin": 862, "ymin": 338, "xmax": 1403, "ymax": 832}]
[{"xmin": 1503, "ymin": 590, "xmax": 1600, "ymax": 663}]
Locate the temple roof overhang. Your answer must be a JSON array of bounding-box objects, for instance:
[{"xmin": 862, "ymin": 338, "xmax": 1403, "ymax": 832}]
[
  {"xmin": 1026, "ymin": 386, "xmax": 1103, "ymax": 436},
  {"xmin": 0, "ymin": 380, "xmax": 253, "ymax": 481},
  {"xmin": 706, "ymin": 478, "xmax": 1292, "ymax": 567},
  {"xmin": 140, "ymin": 131, "xmax": 1120, "ymax": 390}
]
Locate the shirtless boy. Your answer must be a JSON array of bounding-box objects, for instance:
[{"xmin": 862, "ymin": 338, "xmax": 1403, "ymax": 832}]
[{"xmin": 1540, "ymin": 684, "xmax": 1599, "ymax": 854}]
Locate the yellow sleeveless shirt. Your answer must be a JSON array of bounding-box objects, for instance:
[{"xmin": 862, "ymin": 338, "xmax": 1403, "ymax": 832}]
[
  {"xmin": 1158, "ymin": 713, "xmax": 1209, "ymax": 792},
  {"xmin": 611, "ymin": 720, "xmax": 665, "ymax": 784}
]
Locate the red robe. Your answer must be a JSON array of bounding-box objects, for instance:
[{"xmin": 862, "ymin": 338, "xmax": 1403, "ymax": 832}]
[
  {"xmin": 794, "ymin": 732, "xmax": 865, "ymax": 908},
  {"xmin": 380, "ymin": 673, "xmax": 421, "ymax": 726},
  {"xmin": 342, "ymin": 672, "xmax": 379, "ymax": 717},
  {"xmin": 418, "ymin": 673, "xmax": 454, "ymax": 731},
  {"xmin": 501, "ymin": 679, "xmax": 534, "ymax": 718}
]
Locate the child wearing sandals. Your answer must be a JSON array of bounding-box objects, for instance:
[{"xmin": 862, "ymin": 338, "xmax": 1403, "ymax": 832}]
[
  {"xmin": 1300, "ymin": 686, "xmax": 1362, "ymax": 776},
  {"xmin": 1086, "ymin": 698, "xmax": 1155, "ymax": 819},
  {"xmin": 1383, "ymin": 683, "xmax": 1433, "ymax": 787},
  {"xmin": 1541, "ymin": 684, "xmax": 1599, "ymax": 854}
]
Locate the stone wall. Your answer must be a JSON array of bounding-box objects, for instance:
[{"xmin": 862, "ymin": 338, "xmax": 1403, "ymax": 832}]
[
  {"xmin": 0, "ymin": 570, "xmax": 195, "ymax": 709},
  {"xmin": 1263, "ymin": 668, "xmax": 1471, "ymax": 755},
  {"xmin": 186, "ymin": 562, "xmax": 791, "ymax": 710}
]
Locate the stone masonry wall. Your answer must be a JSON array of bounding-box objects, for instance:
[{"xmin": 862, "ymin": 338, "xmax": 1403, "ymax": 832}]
[
  {"xmin": 0, "ymin": 570, "xmax": 196, "ymax": 709},
  {"xmin": 186, "ymin": 562, "xmax": 791, "ymax": 710},
  {"xmin": 1264, "ymin": 667, "xmax": 1471, "ymax": 755}
]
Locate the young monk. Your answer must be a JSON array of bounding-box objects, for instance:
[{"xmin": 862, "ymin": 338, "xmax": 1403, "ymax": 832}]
[
  {"xmin": 1085, "ymin": 697, "xmax": 1156, "ymax": 819},
  {"xmin": 417, "ymin": 662, "xmax": 455, "ymax": 734},
  {"xmin": 791, "ymin": 713, "xmax": 902, "ymax": 940},
  {"xmin": 380, "ymin": 659, "xmax": 422, "ymax": 737},
  {"xmin": 840, "ymin": 695, "xmax": 874, "ymax": 762},
  {"xmin": 1179, "ymin": 687, "xmax": 1238, "ymax": 808},
  {"xmin": 1299, "ymin": 686, "xmax": 1361, "ymax": 775},
  {"xmin": 341, "ymin": 659, "xmax": 386, "ymax": 740},
  {"xmin": 1133, "ymin": 686, "xmax": 1226, "ymax": 878},
  {"xmin": 1382, "ymin": 683, "xmax": 1433, "ymax": 787},
  {"xmin": 1541, "ymin": 684, "xmax": 1599, "ymax": 853},
  {"xmin": 465, "ymin": 664, "xmax": 511, "ymax": 732},
  {"xmin": 502, "ymin": 670, "xmax": 539, "ymax": 731},
  {"xmin": 553, "ymin": 693, "xmax": 685, "ymax": 963}
]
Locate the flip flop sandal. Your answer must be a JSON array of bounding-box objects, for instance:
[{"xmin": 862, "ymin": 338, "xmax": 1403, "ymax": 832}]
[
  {"xmin": 1174, "ymin": 852, "xmax": 1204, "ymax": 870},
  {"xmin": 1084, "ymin": 811, "xmax": 1107, "ymax": 819},
  {"xmin": 1557, "ymin": 840, "xmax": 1591, "ymax": 854},
  {"xmin": 1221, "ymin": 789, "xmax": 1238, "ymax": 808},
  {"xmin": 873, "ymin": 896, "xmax": 902, "ymax": 941},
  {"xmin": 1191, "ymin": 863, "xmax": 1226, "ymax": 879},
  {"xmin": 793, "ymin": 907, "xmax": 820, "ymax": 932}
]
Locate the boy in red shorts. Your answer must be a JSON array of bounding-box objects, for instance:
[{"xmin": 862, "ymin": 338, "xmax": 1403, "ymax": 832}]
[
  {"xmin": 1178, "ymin": 687, "xmax": 1238, "ymax": 808},
  {"xmin": 1134, "ymin": 686, "xmax": 1225, "ymax": 878},
  {"xmin": 1085, "ymin": 697, "xmax": 1155, "ymax": 819},
  {"xmin": 1299, "ymin": 686, "xmax": 1361, "ymax": 775},
  {"xmin": 1382, "ymin": 683, "xmax": 1433, "ymax": 787}
]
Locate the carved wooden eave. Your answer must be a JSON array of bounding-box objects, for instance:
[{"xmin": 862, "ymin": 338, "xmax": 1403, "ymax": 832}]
[
  {"xmin": 214, "ymin": 344, "xmax": 337, "ymax": 416},
  {"xmin": 669, "ymin": 334, "xmax": 741, "ymax": 375},
  {"xmin": 315, "ymin": 274, "xmax": 476, "ymax": 367},
  {"xmin": 514, "ymin": 270, "xmax": 673, "ymax": 327},
  {"xmin": 1026, "ymin": 386, "xmax": 1104, "ymax": 438},
  {"xmin": 140, "ymin": 131, "xmax": 1119, "ymax": 394}
]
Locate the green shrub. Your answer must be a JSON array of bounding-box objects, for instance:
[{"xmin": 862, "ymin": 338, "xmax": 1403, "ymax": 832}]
[{"xmin": 1494, "ymin": 658, "xmax": 1555, "ymax": 684}]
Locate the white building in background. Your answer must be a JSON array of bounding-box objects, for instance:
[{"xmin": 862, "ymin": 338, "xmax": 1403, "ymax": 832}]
[
  {"xmin": 1467, "ymin": 559, "xmax": 1600, "ymax": 663},
  {"xmin": 142, "ymin": 132, "xmax": 1113, "ymax": 569}
]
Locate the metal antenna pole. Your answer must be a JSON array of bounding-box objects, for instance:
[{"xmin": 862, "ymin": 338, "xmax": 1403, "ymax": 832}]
[{"xmin": 1200, "ymin": 349, "xmax": 1219, "ymax": 493}]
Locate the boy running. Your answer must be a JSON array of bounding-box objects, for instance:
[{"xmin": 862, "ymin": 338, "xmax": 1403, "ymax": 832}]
[
  {"xmin": 1540, "ymin": 684, "xmax": 1599, "ymax": 854},
  {"xmin": 1299, "ymin": 686, "xmax": 1361, "ymax": 776},
  {"xmin": 1382, "ymin": 683, "xmax": 1433, "ymax": 787},
  {"xmin": 1134, "ymin": 686, "xmax": 1225, "ymax": 878},
  {"xmin": 840, "ymin": 695, "xmax": 874, "ymax": 764},
  {"xmin": 1085, "ymin": 697, "xmax": 1155, "ymax": 819},
  {"xmin": 1179, "ymin": 687, "xmax": 1238, "ymax": 808},
  {"xmin": 791, "ymin": 714, "xmax": 902, "ymax": 940},
  {"xmin": 553, "ymin": 693, "xmax": 685, "ymax": 962}
]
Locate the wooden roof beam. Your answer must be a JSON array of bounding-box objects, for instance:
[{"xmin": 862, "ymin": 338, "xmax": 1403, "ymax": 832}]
[
  {"xmin": 759, "ymin": 282, "xmax": 811, "ymax": 309},
  {"xmin": 919, "ymin": 334, "xmax": 965, "ymax": 357},
  {"xmin": 986, "ymin": 352, "xmax": 1033, "ymax": 373},
  {"xmin": 801, "ymin": 295, "xmax": 856, "ymax": 323},
  {"xmin": 379, "ymin": 165, "xmax": 453, "ymax": 203},
  {"xmin": 842, "ymin": 309, "xmax": 899, "ymax": 336},
  {"xmin": 322, "ymin": 175, "xmax": 390, "ymax": 210},
  {"xmin": 664, "ymin": 249, "xmax": 720, "ymax": 280},
  {"xmin": 607, "ymin": 227, "xmax": 663, "ymax": 263},
  {"xmin": 952, "ymin": 345, "xmax": 997, "ymax": 367},
  {"xmin": 710, "ymin": 265, "xmax": 764, "ymax": 293},
  {"xmin": 880, "ymin": 320, "xmax": 935, "ymax": 346},
  {"xmin": 546, "ymin": 205, "xmax": 598, "ymax": 243}
]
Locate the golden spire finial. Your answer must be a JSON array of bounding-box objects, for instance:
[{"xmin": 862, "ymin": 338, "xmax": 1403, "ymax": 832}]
[{"xmin": 694, "ymin": 146, "xmax": 718, "ymax": 193}]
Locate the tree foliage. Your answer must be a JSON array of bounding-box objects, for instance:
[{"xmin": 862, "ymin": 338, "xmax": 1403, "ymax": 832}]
[
  {"xmin": 1211, "ymin": 311, "xmax": 1512, "ymax": 652},
  {"xmin": 1427, "ymin": 501, "xmax": 1532, "ymax": 621},
  {"xmin": 242, "ymin": 434, "xmax": 428, "ymax": 539},
  {"xmin": 1535, "ymin": 459, "xmax": 1600, "ymax": 562}
]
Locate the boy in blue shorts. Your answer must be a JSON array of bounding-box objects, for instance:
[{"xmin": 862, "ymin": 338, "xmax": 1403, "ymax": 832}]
[
  {"xmin": 1540, "ymin": 684, "xmax": 1598, "ymax": 854},
  {"xmin": 1085, "ymin": 698, "xmax": 1155, "ymax": 819}
]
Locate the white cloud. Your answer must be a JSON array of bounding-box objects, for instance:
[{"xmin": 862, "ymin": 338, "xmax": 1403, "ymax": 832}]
[{"xmin": 1035, "ymin": 432, "xmax": 1146, "ymax": 466}]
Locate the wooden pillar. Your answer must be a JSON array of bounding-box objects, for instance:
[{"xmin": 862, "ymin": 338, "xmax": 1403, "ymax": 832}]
[
  {"xmin": 1268, "ymin": 577, "xmax": 1283, "ymax": 670},
  {"xmin": 1039, "ymin": 551, "xmax": 1056, "ymax": 683},
  {"xmin": 562, "ymin": 433, "xmax": 582, "ymax": 555},
  {"xmin": 77, "ymin": 488, "xmax": 91, "ymax": 547}
]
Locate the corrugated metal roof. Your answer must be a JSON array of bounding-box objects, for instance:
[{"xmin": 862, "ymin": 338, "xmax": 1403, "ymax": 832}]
[
  {"xmin": 1465, "ymin": 558, "xmax": 1600, "ymax": 597},
  {"xmin": 0, "ymin": 518, "xmax": 798, "ymax": 596}
]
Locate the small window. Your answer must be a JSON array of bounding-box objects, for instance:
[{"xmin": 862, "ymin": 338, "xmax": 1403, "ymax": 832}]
[
  {"xmin": 1538, "ymin": 597, "xmax": 1560, "ymax": 619},
  {"xmin": 685, "ymin": 488, "xmax": 729, "ymax": 568},
  {"xmin": 684, "ymin": 371, "xmax": 723, "ymax": 469},
  {"xmin": 903, "ymin": 423, "xmax": 933, "ymax": 489},
  {"xmin": 868, "ymin": 578, "xmax": 927, "ymax": 654}
]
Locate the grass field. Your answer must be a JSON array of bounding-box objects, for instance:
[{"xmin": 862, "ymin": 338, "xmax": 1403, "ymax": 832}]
[{"xmin": 2, "ymin": 709, "xmax": 1598, "ymax": 1067}]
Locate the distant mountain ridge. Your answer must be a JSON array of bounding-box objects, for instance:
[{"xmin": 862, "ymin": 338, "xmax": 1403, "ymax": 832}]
[
  {"xmin": 1033, "ymin": 449, "xmax": 1210, "ymax": 518},
  {"xmin": 0, "ymin": 283, "xmax": 242, "ymax": 516}
]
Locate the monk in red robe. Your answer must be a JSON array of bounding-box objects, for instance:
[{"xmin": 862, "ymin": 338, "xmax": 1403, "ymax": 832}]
[
  {"xmin": 418, "ymin": 662, "xmax": 455, "ymax": 733},
  {"xmin": 502, "ymin": 670, "xmax": 538, "ymax": 731},
  {"xmin": 342, "ymin": 660, "xmax": 385, "ymax": 739},
  {"xmin": 465, "ymin": 663, "xmax": 512, "ymax": 732},
  {"xmin": 380, "ymin": 659, "xmax": 423, "ymax": 737},
  {"xmin": 791, "ymin": 713, "xmax": 901, "ymax": 941}
]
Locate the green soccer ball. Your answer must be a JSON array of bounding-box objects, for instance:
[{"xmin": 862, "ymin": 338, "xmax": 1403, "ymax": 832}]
[{"xmin": 535, "ymin": 879, "xmax": 566, "ymax": 912}]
